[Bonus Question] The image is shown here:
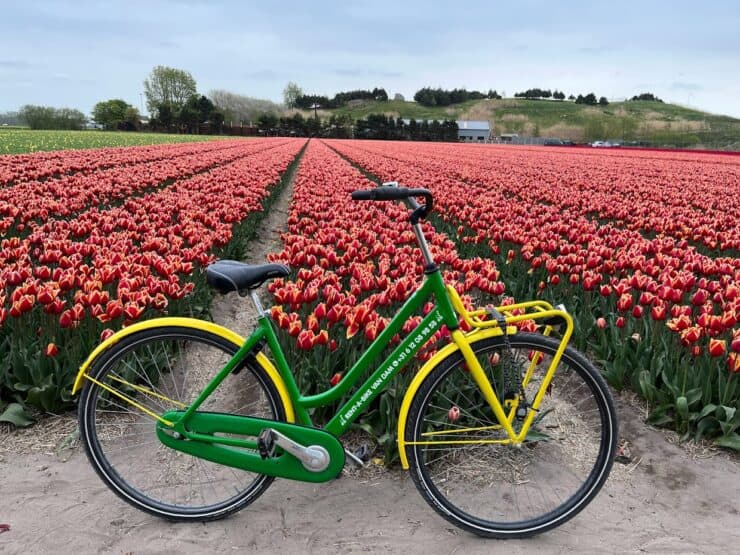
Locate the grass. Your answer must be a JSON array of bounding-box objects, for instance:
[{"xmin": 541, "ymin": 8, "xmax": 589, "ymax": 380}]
[
  {"xmin": 0, "ymin": 129, "xmax": 234, "ymax": 155},
  {"xmin": 305, "ymin": 98, "xmax": 740, "ymax": 149}
]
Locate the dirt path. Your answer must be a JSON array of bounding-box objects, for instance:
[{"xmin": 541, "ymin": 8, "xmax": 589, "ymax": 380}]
[
  {"xmin": 2, "ymin": 398, "xmax": 738, "ymax": 554},
  {"xmin": 1, "ymin": 151, "xmax": 739, "ymax": 553}
]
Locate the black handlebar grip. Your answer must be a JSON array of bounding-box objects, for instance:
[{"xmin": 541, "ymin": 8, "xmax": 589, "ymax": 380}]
[
  {"xmin": 350, "ymin": 187, "xmax": 433, "ymax": 215},
  {"xmin": 351, "ymin": 190, "xmax": 375, "ymax": 200},
  {"xmin": 372, "ymin": 187, "xmax": 410, "ymax": 200}
]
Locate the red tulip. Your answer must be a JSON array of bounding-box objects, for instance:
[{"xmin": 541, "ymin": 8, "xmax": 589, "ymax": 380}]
[
  {"xmin": 296, "ymin": 329, "xmax": 314, "ymax": 350},
  {"xmin": 45, "ymin": 343, "xmax": 59, "ymax": 357},
  {"xmin": 680, "ymin": 326, "xmax": 702, "ymax": 345},
  {"xmin": 732, "ymin": 336, "xmax": 740, "ymax": 354},
  {"xmin": 691, "ymin": 289, "xmax": 708, "ymax": 306},
  {"xmin": 728, "ymin": 353, "xmax": 740, "ymax": 373},
  {"xmin": 708, "ymin": 339, "xmax": 726, "ymax": 357},
  {"xmin": 616, "ymin": 293, "xmax": 633, "ymax": 312},
  {"xmin": 650, "ymin": 304, "xmax": 667, "ymax": 321},
  {"xmin": 330, "ymin": 372, "xmax": 343, "ymax": 386}
]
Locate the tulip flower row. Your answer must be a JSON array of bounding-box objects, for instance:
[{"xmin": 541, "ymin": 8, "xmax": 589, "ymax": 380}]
[
  {"xmin": 326, "ymin": 140, "xmax": 738, "ymax": 354},
  {"xmin": 0, "ymin": 138, "xmax": 306, "ymax": 411},
  {"xmin": 325, "ymin": 139, "xmax": 739, "ymax": 447},
  {"xmin": 0, "ymin": 139, "xmax": 294, "ymax": 235},
  {"xmin": 0, "ymin": 139, "xmax": 247, "ymax": 187}
]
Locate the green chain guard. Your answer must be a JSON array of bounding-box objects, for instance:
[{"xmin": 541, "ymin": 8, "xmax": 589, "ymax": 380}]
[{"xmin": 156, "ymin": 412, "xmax": 345, "ymax": 483}]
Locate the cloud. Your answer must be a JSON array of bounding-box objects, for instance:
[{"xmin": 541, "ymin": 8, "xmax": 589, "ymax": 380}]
[
  {"xmin": 242, "ymin": 69, "xmax": 279, "ymax": 80},
  {"xmin": 671, "ymin": 81, "xmax": 703, "ymax": 92},
  {"xmin": 333, "ymin": 68, "xmax": 403, "ymax": 78},
  {"xmin": 0, "ymin": 60, "xmax": 33, "ymax": 70}
]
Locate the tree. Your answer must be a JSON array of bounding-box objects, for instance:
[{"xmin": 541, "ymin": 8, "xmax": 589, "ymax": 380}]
[
  {"xmin": 123, "ymin": 107, "xmax": 141, "ymax": 130},
  {"xmin": 598, "ymin": 96, "xmax": 609, "ymax": 106},
  {"xmin": 393, "ymin": 93, "xmax": 405, "ymax": 102},
  {"xmin": 630, "ymin": 92, "xmax": 663, "ymax": 102},
  {"xmin": 152, "ymin": 103, "xmax": 175, "ymax": 128},
  {"xmin": 92, "ymin": 99, "xmax": 134, "ymax": 130},
  {"xmin": 209, "ymin": 89, "xmax": 283, "ymax": 124},
  {"xmin": 18, "ymin": 105, "xmax": 86, "ymax": 130},
  {"xmin": 143, "ymin": 65, "xmax": 197, "ymax": 113},
  {"xmin": 283, "ymin": 82, "xmax": 303, "ymax": 109},
  {"xmin": 257, "ymin": 112, "xmax": 279, "ymax": 133},
  {"xmin": 177, "ymin": 95, "xmax": 217, "ymax": 133}
]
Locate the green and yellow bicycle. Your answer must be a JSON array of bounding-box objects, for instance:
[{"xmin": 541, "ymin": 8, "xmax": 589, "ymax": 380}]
[{"xmin": 74, "ymin": 184, "xmax": 617, "ymax": 539}]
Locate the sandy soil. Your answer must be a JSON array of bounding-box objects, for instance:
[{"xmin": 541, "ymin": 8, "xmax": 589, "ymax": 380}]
[
  {"xmin": 2, "ymin": 400, "xmax": 738, "ymax": 554},
  {"xmin": 1, "ymin": 157, "xmax": 738, "ymax": 554}
]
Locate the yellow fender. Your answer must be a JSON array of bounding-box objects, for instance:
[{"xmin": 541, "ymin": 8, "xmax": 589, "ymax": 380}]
[
  {"xmin": 396, "ymin": 326, "xmax": 512, "ymax": 469},
  {"xmin": 71, "ymin": 317, "xmax": 295, "ymax": 423}
]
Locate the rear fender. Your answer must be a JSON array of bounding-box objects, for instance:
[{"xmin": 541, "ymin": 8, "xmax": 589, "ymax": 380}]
[{"xmin": 71, "ymin": 317, "xmax": 295, "ymax": 422}]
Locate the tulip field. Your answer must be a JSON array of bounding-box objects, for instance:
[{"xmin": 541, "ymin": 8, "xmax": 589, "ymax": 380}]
[
  {"xmin": 0, "ymin": 137, "xmax": 738, "ymax": 450},
  {"xmin": 0, "ymin": 137, "xmax": 305, "ymax": 413}
]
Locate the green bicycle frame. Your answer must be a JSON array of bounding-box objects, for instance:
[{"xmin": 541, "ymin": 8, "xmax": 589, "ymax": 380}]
[{"xmin": 176, "ymin": 268, "xmax": 458, "ymax": 437}]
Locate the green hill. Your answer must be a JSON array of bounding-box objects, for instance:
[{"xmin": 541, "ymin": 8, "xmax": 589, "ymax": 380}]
[{"xmin": 304, "ymin": 98, "xmax": 740, "ymax": 149}]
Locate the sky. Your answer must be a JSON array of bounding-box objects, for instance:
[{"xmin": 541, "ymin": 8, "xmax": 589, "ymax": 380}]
[{"xmin": 2, "ymin": 0, "xmax": 739, "ymax": 118}]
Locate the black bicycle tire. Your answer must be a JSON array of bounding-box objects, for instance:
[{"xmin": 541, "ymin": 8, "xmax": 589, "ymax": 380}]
[
  {"xmin": 78, "ymin": 325, "xmax": 287, "ymax": 521},
  {"xmin": 405, "ymin": 332, "xmax": 618, "ymax": 538}
]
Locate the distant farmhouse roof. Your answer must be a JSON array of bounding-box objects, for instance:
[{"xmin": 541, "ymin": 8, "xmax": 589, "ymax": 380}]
[{"xmin": 456, "ymin": 120, "xmax": 490, "ymax": 131}]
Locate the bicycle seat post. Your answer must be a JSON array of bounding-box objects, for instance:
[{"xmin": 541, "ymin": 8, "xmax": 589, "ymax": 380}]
[{"xmin": 249, "ymin": 290, "xmax": 267, "ymax": 317}]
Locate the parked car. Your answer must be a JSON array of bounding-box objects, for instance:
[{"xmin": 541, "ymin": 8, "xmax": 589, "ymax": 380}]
[{"xmin": 591, "ymin": 141, "xmax": 610, "ymax": 147}]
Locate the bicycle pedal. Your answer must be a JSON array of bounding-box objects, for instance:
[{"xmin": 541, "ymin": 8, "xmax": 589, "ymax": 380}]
[
  {"xmin": 353, "ymin": 444, "xmax": 372, "ymax": 463},
  {"xmin": 344, "ymin": 445, "xmax": 371, "ymax": 467},
  {"xmin": 257, "ymin": 428, "xmax": 275, "ymax": 459}
]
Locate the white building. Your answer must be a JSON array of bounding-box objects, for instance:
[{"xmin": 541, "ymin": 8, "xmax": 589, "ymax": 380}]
[{"xmin": 456, "ymin": 120, "xmax": 491, "ymax": 142}]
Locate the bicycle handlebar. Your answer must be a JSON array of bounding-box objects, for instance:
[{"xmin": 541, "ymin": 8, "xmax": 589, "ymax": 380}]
[{"xmin": 351, "ymin": 184, "xmax": 433, "ymax": 222}]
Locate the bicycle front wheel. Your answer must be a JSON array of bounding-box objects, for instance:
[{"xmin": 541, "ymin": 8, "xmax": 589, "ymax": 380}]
[
  {"xmin": 78, "ymin": 325, "xmax": 287, "ymax": 521},
  {"xmin": 405, "ymin": 332, "xmax": 617, "ymax": 538}
]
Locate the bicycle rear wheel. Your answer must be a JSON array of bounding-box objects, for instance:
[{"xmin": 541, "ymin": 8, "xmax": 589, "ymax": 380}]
[
  {"xmin": 405, "ymin": 332, "xmax": 617, "ymax": 538},
  {"xmin": 78, "ymin": 325, "xmax": 287, "ymax": 521}
]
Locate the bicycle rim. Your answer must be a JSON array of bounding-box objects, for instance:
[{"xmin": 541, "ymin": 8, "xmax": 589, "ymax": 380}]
[
  {"xmin": 406, "ymin": 332, "xmax": 617, "ymax": 538},
  {"xmin": 79, "ymin": 326, "xmax": 285, "ymax": 520}
]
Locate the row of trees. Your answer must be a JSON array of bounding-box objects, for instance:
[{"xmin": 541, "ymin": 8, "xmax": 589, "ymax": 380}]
[
  {"xmin": 575, "ymin": 93, "xmax": 609, "ymax": 106},
  {"xmin": 251, "ymin": 111, "xmax": 458, "ymax": 142},
  {"xmin": 514, "ymin": 88, "xmax": 567, "ymax": 100},
  {"xmin": 413, "ymin": 87, "xmax": 501, "ymax": 107},
  {"xmin": 290, "ymin": 88, "xmax": 389, "ymax": 110},
  {"xmin": 17, "ymin": 105, "xmax": 87, "ymax": 130},
  {"xmin": 631, "ymin": 93, "xmax": 663, "ymax": 102},
  {"xmin": 354, "ymin": 115, "xmax": 458, "ymax": 141}
]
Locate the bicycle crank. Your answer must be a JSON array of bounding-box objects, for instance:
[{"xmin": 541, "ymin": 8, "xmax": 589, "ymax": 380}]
[
  {"xmin": 257, "ymin": 428, "xmax": 330, "ymax": 472},
  {"xmin": 156, "ymin": 412, "xmax": 345, "ymax": 483}
]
